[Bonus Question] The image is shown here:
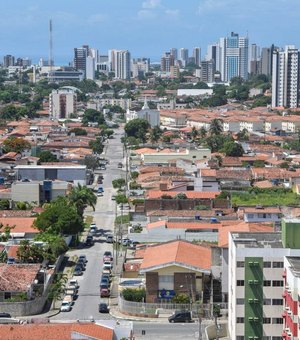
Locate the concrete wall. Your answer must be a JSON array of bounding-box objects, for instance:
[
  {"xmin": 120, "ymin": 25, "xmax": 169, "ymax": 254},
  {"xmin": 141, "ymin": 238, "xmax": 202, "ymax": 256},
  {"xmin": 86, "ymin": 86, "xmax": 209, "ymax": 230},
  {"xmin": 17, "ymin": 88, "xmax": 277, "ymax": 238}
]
[
  {"xmin": 0, "ymin": 296, "xmax": 48, "ymax": 317},
  {"xmin": 12, "ymin": 182, "xmax": 40, "ymax": 203}
]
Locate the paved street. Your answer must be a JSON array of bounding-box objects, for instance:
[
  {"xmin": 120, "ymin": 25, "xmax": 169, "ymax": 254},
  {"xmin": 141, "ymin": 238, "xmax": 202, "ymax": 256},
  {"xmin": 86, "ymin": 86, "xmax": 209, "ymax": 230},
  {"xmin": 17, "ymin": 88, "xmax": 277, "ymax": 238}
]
[{"xmin": 52, "ymin": 129, "xmax": 125, "ymax": 321}]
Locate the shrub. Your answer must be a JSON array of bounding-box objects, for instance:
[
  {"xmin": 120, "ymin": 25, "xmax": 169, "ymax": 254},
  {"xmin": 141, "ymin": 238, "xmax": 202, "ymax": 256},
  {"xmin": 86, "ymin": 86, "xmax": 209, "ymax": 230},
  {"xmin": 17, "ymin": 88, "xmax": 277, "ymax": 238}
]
[{"xmin": 122, "ymin": 288, "xmax": 146, "ymax": 302}]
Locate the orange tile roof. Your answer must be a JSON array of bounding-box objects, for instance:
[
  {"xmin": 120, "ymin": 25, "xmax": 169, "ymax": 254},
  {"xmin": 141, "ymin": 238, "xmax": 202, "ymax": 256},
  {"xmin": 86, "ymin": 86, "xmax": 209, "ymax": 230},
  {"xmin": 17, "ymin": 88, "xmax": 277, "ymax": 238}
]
[
  {"xmin": 147, "ymin": 220, "xmax": 167, "ymax": 229},
  {"xmin": 6, "ymin": 245, "xmax": 19, "ymax": 258},
  {"xmin": 0, "ymin": 217, "xmax": 37, "ymax": 234},
  {"xmin": 0, "ymin": 323, "xmax": 114, "ymax": 340},
  {"xmin": 253, "ymin": 180, "xmax": 274, "ymax": 188},
  {"xmin": 218, "ymin": 222, "xmax": 274, "ymax": 248},
  {"xmin": 200, "ymin": 169, "xmax": 217, "ymax": 177},
  {"xmin": 140, "ymin": 240, "xmax": 211, "ymax": 272},
  {"xmin": 146, "ymin": 190, "xmax": 219, "ymax": 199},
  {"xmin": 240, "ymin": 207, "xmax": 281, "ymax": 214}
]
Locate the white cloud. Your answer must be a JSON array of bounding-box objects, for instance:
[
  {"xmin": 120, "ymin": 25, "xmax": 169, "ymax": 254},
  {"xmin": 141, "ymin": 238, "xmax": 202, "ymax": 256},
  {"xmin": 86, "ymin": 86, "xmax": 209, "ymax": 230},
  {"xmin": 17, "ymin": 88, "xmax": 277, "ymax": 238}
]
[
  {"xmin": 88, "ymin": 14, "xmax": 107, "ymax": 25},
  {"xmin": 142, "ymin": 0, "xmax": 161, "ymax": 9},
  {"xmin": 165, "ymin": 9, "xmax": 179, "ymax": 17}
]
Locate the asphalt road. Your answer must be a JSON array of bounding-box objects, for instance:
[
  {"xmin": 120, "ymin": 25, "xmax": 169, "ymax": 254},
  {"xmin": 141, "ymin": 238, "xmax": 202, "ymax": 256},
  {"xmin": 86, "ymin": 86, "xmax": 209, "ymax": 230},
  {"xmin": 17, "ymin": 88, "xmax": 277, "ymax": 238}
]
[
  {"xmin": 52, "ymin": 129, "xmax": 125, "ymax": 321},
  {"xmin": 133, "ymin": 322, "xmax": 202, "ymax": 339}
]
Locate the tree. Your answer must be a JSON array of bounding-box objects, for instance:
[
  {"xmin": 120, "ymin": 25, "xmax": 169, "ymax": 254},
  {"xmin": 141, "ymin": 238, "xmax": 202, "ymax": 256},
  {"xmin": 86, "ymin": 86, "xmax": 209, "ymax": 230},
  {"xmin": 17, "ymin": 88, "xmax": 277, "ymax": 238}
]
[
  {"xmin": 35, "ymin": 233, "xmax": 68, "ymax": 260},
  {"xmin": 82, "ymin": 109, "xmax": 105, "ymax": 125},
  {"xmin": 2, "ymin": 137, "xmax": 31, "ymax": 153},
  {"xmin": 68, "ymin": 184, "xmax": 97, "ymax": 217},
  {"xmin": 17, "ymin": 240, "xmax": 45, "ymax": 263},
  {"xmin": 149, "ymin": 126, "xmax": 162, "ymax": 144},
  {"xmin": 199, "ymin": 127, "xmax": 207, "ymax": 139},
  {"xmin": 112, "ymin": 178, "xmax": 126, "ymax": 190},
  {"xmin": 125, "ymin": 118, "xmax": 150, "ymax": 143},
  {"xmin": 122, "ymin": 288, "xmax": 146, "ymax": 302},
  {"xmin": 84, "ymin": 155, "xmax": 100, "ymax": 171},
  {"xmin": 38, "ymin": 150, "xmax": 58, "ymax": 163},
  {"xmin": 89, "ymin": 138, "xmax": 104, "ymax": 154},
  {"xmin": 191, "ymin": 126, "xmax": 199, "ymax": 141},
  {"xmin": 209, "ymin": 119, "xmax": 223, "ymax": 136},
  {"xmin": 68, "ymin": 127, "xmax": 87, "ymax": 136},
  {"xmin": 222, "ymin": 141, "xmax": 244, "ymax": 157},
  {"xmin": 0, "ymin": 223, "xmax": 14, "ymax": 242},
  {"xmin": 175, "ymin": 193, "xmax": 187, "ymax": 199},
  {"xmin": 115, "ymin": 194, "xmax": 129, "ymax": 205},
  {"xmin": 253, "ymin": 160, "xmax": 265, "ymax": 168},
  {"xmin": 34, "ymin": 197, "xmax": 83, "ymax": 235}
]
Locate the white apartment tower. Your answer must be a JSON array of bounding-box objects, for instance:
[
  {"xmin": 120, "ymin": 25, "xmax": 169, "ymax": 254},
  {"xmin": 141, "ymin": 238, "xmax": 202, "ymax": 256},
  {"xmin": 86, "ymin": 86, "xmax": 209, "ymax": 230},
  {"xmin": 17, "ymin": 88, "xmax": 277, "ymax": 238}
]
[
  {"xmin": 111, "ymin": 50, "xmax": 131, "ymax": 80},
  {"xmin": 49, "ymin": 89, "xmax": 77, "ymax": 119},
  {"xmin": 272, "ymin": 45, "xmax": 300, "ymax": 109}
]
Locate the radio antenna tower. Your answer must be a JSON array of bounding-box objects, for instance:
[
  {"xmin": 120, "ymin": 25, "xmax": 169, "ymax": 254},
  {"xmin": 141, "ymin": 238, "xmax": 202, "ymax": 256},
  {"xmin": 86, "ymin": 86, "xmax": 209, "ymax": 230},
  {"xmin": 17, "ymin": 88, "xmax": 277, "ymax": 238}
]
[{"xmin": 49, "ymin": 19, "xmax": 53, "ymax": 81}]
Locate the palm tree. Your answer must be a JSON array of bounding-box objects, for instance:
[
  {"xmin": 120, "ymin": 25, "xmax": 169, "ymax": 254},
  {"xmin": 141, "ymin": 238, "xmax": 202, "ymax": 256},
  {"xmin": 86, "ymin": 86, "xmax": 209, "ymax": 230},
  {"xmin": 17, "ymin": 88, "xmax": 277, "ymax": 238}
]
[
  {"xmin": 68, "ymin": 184, "xmax": 97, "ymax": 217},
  {"xmin": 199, "ymin": 127, "xmax": 207, "ymax": 139},
  {"xmin": 149, "ymin": 126, "xmax": 162, "ymax": 144},
  {"xmin": 191, "ymin": 126, "xmax": 199, "ymax": 141},
  {"xmin": 209, "ymin": 119, "xmax": 223, "ymax": 136}
]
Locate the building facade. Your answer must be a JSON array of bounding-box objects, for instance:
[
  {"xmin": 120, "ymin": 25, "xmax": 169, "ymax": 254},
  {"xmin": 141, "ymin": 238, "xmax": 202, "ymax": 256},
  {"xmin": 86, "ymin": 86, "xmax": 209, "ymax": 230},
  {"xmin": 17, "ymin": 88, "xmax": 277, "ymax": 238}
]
[
  {"xmin": 272, "ymin": 45, "xmax": 300, "ymax": 109},
  {"xmin": 49, "ymin": 88, "xmax": 77, "ymax": 119}
]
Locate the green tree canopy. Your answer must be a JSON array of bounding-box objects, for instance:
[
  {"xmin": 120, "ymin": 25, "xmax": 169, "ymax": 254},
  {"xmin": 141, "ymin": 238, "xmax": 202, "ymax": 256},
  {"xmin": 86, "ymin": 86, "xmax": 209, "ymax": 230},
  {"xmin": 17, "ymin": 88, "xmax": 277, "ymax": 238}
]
[
  {"xmin": 125, "ymin": 118, "xmax": 150, "ymax": 143},
  {"xmin": 38, "ymin": 150, "xmax": 58, "ymax": 163},
  {"xmin": 112, "ymin": 178, "xmax": 126, "ymax": 189},
  {"xmin": 34, "ymin": 197, "xmax": 83, "ymax": 235},
  {"xmin": 68, "ymin": 184, "xmax": 97, "ymax": 217},
  {"xmin": 82, "ymin": 109, "xmax": 105, "ymax": 125},
  {"xmin": 222, "ymin": 141, "xmax": 244, "ymax": 157},
  {"xmin": 68, "ymin": 127, "xmax": 87, "ymax": 136},
  {"xmin": 84, "ymin": 155, "xmax": 100, "ymax": 171},
  {"xmin": 89, "ymin": 137, "xmax": 104, "ymax": 154},
  {"xmin": 209, "ymin": 119, "xmax": 223, "ymax": 135},
  {"xmin": 2, "ymin": 137, "xmax": 31, "ymax": 153}
]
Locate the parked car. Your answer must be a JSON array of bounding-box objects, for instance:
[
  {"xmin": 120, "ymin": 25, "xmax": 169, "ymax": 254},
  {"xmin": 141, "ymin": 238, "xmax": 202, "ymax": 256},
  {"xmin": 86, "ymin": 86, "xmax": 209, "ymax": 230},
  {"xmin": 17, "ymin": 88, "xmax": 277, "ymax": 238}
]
[
  {"xmin": 103, "ymin": 251, "xmax": 113, "ymax": 261},
  {"xmin": 101, "ymin": 273, "xmax": 111, "ymax": 282},
  {"xmin": 69, "ymin": 279, "xmax": 79, "ymax": 289},
  {"xmin": 85, "ymin": 235, "xmax": 94, "ymax": 246},
  {"xmin": 111, "ymin": 195, "xmax": 116, "ymax": 201},
  {"xmin": 74, "ymin": 265, "xmax": 83, "ymax": 276},
  {"xmin": 89, "ymin": 225, "xmax": 97, "ymax": 234},
  {"xmin": 106, "ymin": 234, "xmax": 113, "ymax": 243},
  {"xmin": 118, "ymin": 162, "xmax": 123, "ymax": 168},
  {"xmin": 0, "ymin": 313, "xmax": 11, "ymax": 318},
  {"xmin": 7, "ymin": 257, "xmax": 15, "ymax": 265},
  {"xmin": 103, "ymin": 261, "xmax": 113, "ymax": 270},
  {"xmin": 100, "ymin": 277, "xmax": 110, "ymax": 286},
  {"xmin": 128, "ymin": 240, "xmax": 140, "ymax": 249},
  {"xmin": 77, "ymin": 259, "xmax": 86, "ymax": 268},
  {"xmin": 99, "ymin": 303, "xmax": 110, "ymax": 313},
  {"xmin": 168, "ymin": 310, "xmax": 192, "ymax": 323},
  {"xmin": 78, "ymin": 255, "xmax": 87, "ymax": 263},
  {"xmin": 60, "ymin": 298, "xmax": 72, "ymax": 312},
  {"xmin": 100, "ymin": 287, "xmax": 110, "ymax": 297}
]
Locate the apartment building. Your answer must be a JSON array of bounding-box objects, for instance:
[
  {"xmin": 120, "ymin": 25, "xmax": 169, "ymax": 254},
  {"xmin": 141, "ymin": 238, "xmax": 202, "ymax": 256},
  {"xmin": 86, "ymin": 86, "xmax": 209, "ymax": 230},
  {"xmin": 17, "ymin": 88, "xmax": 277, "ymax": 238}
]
[{"xmin": 228, "ymin": 219, "xmax": 300, "ymax": 339}]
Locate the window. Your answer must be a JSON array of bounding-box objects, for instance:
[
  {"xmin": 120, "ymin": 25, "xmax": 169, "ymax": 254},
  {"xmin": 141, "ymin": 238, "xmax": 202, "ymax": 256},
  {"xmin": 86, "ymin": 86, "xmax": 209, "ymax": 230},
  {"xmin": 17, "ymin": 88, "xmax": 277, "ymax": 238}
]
[
  {"xmin": 272, "ymin": 318, "xmax": 283, "ymax": 324},
  {"xmin": 263, "ymin": 261, "xmax": 271, "ymax": 268},
  {"xmin": 263, "ymin": 299, "xmax": 271, "ymax": 305},
  {"xmin": 272, "ymin": 262, "xmax": 284, "ymax": 268},
  {"xmin": 236, "ymin": 317, "xmax": 244, "ymax": 323},
  {"xmin": 236, "ymin": 337, "xmax": 244, "ymax": 340},
  {"xmin": 263, "ymin": 280, "xmax": 271, "ymax": 286},
  {"xmin": 4, "ymin": 292, "xmax": 11, "ymax": 300},
  {"xmin": 247, "ymin": 214, "xmax": 254, "ymax": 219},
  {"xmin": 158, "ymin": 275, "xmax": 173, "ymax": 290},
  {"xmin": 237, "ymin": 261, "xmax": 244, "ymax": 268},
  {"xmin": 237, "ymin": 280, "xmax": 244, "ymax": 286},
  {"xmin": 272, "ymin": 299, "xmax": 283, "ymax": 305},
  {"xmin": 272, "ymin": 280, "xmax": 284, "ymax": 287},
  {"xmin": 236, "ymin": 298, "xmax": 244, "ymax": 305},
  {"xmin": 263, "ymin": 318, "xmax": 271, "ymax": 324}
]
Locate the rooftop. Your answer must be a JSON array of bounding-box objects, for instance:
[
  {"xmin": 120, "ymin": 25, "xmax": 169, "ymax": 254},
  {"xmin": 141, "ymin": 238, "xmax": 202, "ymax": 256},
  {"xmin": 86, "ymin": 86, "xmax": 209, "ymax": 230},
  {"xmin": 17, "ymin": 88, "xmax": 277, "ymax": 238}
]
[{"xmin": 231, "ymin": 232, "xmax": 282, "ymax": 248}]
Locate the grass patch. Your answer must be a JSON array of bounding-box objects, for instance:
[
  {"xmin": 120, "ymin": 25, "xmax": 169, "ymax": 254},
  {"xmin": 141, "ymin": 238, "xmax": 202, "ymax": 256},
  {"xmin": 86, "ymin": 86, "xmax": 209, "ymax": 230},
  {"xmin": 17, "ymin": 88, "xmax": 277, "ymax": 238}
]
[
  {"xmin": 232, "ymin": 188, "xmax": 300, "ymax": 206},
  {"xmin": 115, "ymin": 214, "xmax": 130, "ymax": 225},
  {"xmin": 84, "ymin": 215, "xmax": 93, "ymax": 229}
]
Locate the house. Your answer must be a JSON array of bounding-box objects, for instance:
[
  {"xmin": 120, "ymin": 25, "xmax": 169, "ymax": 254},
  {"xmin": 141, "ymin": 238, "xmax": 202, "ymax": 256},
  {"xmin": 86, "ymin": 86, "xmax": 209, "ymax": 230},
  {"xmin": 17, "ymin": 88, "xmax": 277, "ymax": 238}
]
[
  {"xmin": 0, "ymin": 322, "xmax": 116, "ymax": 340},
  {"xmin": 238, "ymin": 206, "xmax": 282, "ymax": 223},
  {"xmin": 0, "ymin": 217, "xmax": 38, "ymax": 239},
  {"xmin": 139, "ymin": 240, "xmax": 212, "ymax": 303}
]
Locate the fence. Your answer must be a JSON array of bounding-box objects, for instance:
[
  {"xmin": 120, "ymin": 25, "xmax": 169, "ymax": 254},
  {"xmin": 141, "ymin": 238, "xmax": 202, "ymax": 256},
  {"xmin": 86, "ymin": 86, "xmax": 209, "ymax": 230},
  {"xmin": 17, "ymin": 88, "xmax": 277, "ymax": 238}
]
[{"xmin": 119, "ymin": 296, "xmax": 228, "ymax": 318}]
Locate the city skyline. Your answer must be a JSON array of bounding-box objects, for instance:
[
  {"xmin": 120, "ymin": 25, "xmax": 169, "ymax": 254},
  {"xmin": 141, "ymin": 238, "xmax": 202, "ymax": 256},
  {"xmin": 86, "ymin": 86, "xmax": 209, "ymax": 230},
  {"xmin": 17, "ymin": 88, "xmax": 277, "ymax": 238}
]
[{"xmin": 2, "ymin": 0, "xmax": 300, "ymax": 64}]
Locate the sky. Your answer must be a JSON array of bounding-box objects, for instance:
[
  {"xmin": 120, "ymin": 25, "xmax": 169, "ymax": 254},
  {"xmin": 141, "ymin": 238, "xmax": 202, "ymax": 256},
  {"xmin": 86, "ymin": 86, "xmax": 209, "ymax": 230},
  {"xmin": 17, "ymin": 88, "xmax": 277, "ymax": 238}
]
[{"xmin": 1, "ymin": 0, "xmax": 300, "ymax": 64}]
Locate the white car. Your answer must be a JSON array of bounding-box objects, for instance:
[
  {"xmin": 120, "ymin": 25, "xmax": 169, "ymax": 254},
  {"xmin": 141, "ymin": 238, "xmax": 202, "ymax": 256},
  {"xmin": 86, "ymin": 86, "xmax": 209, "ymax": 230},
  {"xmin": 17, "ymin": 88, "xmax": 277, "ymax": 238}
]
[
  {"xmin": 60, "ymin": 300, "xmax": 72, "ymax": 312},
  {"xmin": 69, "ymin": 279, "xmax": 79, "ymax": 289},
  {"xmin": 103, "ymin": 261, "xmax": 113, "ymax": 270}
]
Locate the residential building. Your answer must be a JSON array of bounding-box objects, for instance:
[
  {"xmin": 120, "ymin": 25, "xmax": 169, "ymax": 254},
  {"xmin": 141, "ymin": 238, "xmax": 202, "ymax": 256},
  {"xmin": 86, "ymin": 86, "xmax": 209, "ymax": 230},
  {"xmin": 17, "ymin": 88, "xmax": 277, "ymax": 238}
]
[
  {"xmin": 161, "ymin": 52, "xmax": 174, "ymax": 72},
  {"xmin": 139, "ymin": 240, "xmax": 211, "ymax": 303},
  {"xmin": 238, "ymin": 206, "xmax": 282, "ymax": 223},
  {"xmin": 74, "ymin": 45, "xmax": 88, "ymax": 75},
  {"xmin": 48, "ymin": 67, "xmax": 84, "ymax": 82},
  {"xmin": 132, "ymin": 58, "xmax": 150, "ymax": 78},
  {"xmin": 272, "ymin": 45, "xmax": 300, "ymax": 109},
  {"xmin": 170, "ymin": 65, "xmax": 180, "ymax": 78},
  {"xmin": 201, "ymin": 60, "xmax": 215, "ymax": 83},
  {"xmin": 228, "ymin": 219, "xmax": 300, "ymax": 340},
  {"xmin": 3, "ymin": 54, "xmax": 15, "ymax": 67},
  {"xmin": 112, "ymin": 50, "xmax": 131, "ymax": 80},
  {"xmin": 179, "ymin": 48, "xmax": 189, "ymax": 67},
  {"xmin": 49, "ymin": 88, "xmax": 77, "ymax": 119},
  {"xmin": 261, "ymin": 44, "xmax": 278, "ymax": 77},
  {"xmin": 193, "ymin": 47, "xmax": 201, "ymax": 66},
  {"xmin": 250, "ymin": 44, "xmax": 260, "ymax": 75},
  {"xmin": 170, "ymin": 48, "xmax": 178, "ymax": 61}
]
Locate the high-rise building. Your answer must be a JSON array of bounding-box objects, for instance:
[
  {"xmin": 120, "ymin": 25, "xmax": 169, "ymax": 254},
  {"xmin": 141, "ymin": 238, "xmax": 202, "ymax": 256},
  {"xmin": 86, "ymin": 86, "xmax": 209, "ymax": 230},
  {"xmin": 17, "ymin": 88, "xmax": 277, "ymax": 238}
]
[
  {"xmin": 193, "ymin": 47, "xmax": 201, "ymax": 66},
  {"xmin": 132, "ymin": 58, "xmax": 150, "ymax": 78},
  {"xmin": 3, "ymin": 55, "xmax": 15, "ymax": 67},
  {"xmin": 216, "ymin": 32, "xmax": 249, "ymax": 81},
  {"xmin": 49, "ymin": 88, "xmax": 77, "ymax": 119},
  {"xmin": 272, "ymin": 45, "xmax": 300, "ymax": 108},
  {"xmin": 200, "ymin": 60, "xmax": 215, "ymax": 83},
  {"xmin": 179, "ymin": 48, "xmax": 189, "ymax": 67},
  {"xmin": 261, "ymin": 44, "xmax": 278, "ymax": 77},
  {"xmin": 206, "ymin": 44, "xmax": 217, "ymax": 62},
  {"xmin": 74, "ymin": 46, "xmax": 88, "ymax": 75},
  {"xmin": 161, "ymin": 52, "xmax": 174, "ymax": 72},
  {"xmin": 228, "ymin": 219, "xmax": 300, "ymax": 340},
  {"xmin": 249, "ymin": 43, "xmax": 260, "ymax": 75},
  {"xmin": 114, "ymin": 50, "xmax": 131, "ymax": 80},
  {"xmin": 170, "ymin": 48, "xmax": 178, "ymax": 62}
]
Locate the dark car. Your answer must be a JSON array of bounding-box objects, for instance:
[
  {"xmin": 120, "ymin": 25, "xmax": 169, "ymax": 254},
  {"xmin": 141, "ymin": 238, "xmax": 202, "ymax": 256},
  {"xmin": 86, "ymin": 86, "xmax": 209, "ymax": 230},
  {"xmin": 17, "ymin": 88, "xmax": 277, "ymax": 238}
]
[
  {"xmin": 73, "ymin": 265, "xmax": 83, "ymax": 276},
  {"xmin": 78, "ymin": 255, "xmax": 87, "ymax": 263},
  {"xmin": 76, "ymin": 260, "xmax": 85, "ymax": 270},
  {"xmin": 101, "ymin": 273, "xmax": 111, "ymax": 282},
  {"xmin": 85, "ymin": 235, "xmax": 94, "ymax": 246},
  {"xmin": 100, "ymin": 277, "xmax": 110, "ymax": 286},
  {"xmin": 99, "ymin": 303, "xmax": 110, "ymax": 313},
  {"xmin": 0, "ymin": 312, "xmax": 11, "ymax": 318},
  {"xmin": 168, "ymin": 310, "xmax": 192, "ymax": 323},
  {"xmin": 100, "ymin": 282, "xmax": 110, "ymax": 290}
]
